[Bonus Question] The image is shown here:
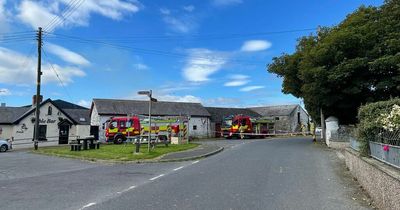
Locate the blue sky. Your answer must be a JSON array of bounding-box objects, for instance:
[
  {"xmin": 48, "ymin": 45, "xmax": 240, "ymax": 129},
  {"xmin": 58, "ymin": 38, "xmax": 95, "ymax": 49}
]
[{"xmin": 0, "ymin": 0, "xmax": 383, "ymax": 108}]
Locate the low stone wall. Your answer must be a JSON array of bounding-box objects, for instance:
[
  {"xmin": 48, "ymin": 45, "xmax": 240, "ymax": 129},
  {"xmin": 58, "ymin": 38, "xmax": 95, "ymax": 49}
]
[
  {"xmin": 345, "ymin": 148, "xmax": 400, "ymax": 210},
  {"xmin": 328, "ymin": 141, "xmax": 349, "ymax": 149}
]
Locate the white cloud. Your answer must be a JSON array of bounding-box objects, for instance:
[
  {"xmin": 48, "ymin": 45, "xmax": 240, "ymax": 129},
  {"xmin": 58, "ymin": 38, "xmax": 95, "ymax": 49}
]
[
  {"xmin": 17, "ymin": 0, "xmax": 62, "ymax": 30},
  {"xmin": 0, "ymin": 88, "xmax": 11, "ymax": 96},
  {"xmin": 127, "ymin": 91, "xmax": 202, "ymax": 103},
  {"xmin": 156, "ymin": 94, "xmax": 202, "ymax": 103},
  {"xmin": 183, "ymin": 5, "xmax": 195, "ymax": 12},
  {"xmin": 0, "ymin": 0, "xmax": 10, "ymax": 33},
  {"xmin": 0, "ymin": 47, "xmax": 85, "ymax": 85},
  {"xmin": 212, "ymin": 0, "xmax": 242, "ymax": 7},
  {"xmin": 77, "ymin": 99, "xmax": 91, "ymax": 108},
  {"xmin": 46, "ymin": 43, "xmax": 90, "ymax": 66},
  {"xmin": 224, "ymin": 74, "xmax": 249, "ymax": 87},
  {"xmin": 134, "ymin": 63, "xmax": 149, "ymax": 70},
  {"xmin": 241, "ymin": 40, "xmax": 272, "ymax": 52},
  {"xmin": 183, "ymin": 48, "xmax": 228, "ymax": 82},
  {"xmin": 160, "ymin": 8, "xmax": 170, "ymax": 15},
  {"xmin": 17, "ymin": 0, "xmax": 140, "ymax": 31},
  {"xmin": 239, "ymin": 85, "xmax": 265, "ymax": 92},
  {"xmin": 204, "ymin": 97, "xmax": 241, "ymax": 107},
  {"xmin": 163, "ymin": 15, "xmax": 196, "ymax": 33}
]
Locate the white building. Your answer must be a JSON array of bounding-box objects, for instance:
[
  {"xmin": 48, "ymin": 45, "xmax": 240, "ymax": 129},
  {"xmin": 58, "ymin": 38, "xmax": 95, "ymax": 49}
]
[
  {"xmin": 90, "ymin": 99, "xmax": 211, "ymax": 141},
  {"xmin": 0, "ymin": 98, "xmax": 91, "ymax": 149}
]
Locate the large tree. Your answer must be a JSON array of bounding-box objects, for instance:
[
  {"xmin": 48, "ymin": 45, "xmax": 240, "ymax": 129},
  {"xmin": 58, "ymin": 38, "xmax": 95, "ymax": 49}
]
[{"xmin": 268, "ymin": 0, "xmax": 400, "ymax": 124}]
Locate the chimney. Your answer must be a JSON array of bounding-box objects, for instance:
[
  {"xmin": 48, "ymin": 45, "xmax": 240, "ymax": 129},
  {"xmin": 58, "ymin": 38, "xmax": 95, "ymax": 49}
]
[
  {"xmin": 1, "ymin": 103, "xmax": 5, "ymax": 107},
  {"xmin": 32, "ymin": 95, "xmax": 43, "ymax": 107}
]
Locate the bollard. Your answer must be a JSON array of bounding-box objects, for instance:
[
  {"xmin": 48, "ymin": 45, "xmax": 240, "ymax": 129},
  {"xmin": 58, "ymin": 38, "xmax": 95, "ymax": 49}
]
[{"xmin": 134, "ymin": 139, "xmax": 140, "ymax": 153}]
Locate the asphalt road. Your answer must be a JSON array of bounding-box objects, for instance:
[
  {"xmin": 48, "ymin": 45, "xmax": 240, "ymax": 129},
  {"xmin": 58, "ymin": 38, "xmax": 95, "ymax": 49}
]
[{"xmin": 0, "ymin": 138, "xmax": 372, "ymax": 210}]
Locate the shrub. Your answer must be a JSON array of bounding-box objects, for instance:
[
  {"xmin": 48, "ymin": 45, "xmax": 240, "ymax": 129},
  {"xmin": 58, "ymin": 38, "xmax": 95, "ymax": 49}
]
[{"xmin": 357, "ymin": 98, "xmax": 400, "ymax": 156}]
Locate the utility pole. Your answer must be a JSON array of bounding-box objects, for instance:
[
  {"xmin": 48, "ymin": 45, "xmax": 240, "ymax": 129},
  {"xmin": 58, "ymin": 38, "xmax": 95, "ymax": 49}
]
[
  {"xmin": 148, "ymin": 90, "xmax": 152, "ymax": 153},
  {"xmin": 34, "ymin": 27, "xmax": 42, "ymax": 150},
  {"xmin": 320, "ymin": 107, "xmax": 326, "ymax": 142}
]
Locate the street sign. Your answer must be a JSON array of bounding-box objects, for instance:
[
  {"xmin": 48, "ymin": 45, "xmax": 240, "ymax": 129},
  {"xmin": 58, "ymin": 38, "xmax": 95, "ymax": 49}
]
[{"xmin": 138, "ymin": 91, "xmax": 150, "ymax": 95}]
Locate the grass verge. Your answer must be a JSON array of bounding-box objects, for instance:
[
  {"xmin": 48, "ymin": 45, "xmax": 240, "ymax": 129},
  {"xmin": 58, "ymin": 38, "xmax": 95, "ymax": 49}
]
[{"xmin": 32, "ymin": 143, "xmax": 199, "ymax": 162}]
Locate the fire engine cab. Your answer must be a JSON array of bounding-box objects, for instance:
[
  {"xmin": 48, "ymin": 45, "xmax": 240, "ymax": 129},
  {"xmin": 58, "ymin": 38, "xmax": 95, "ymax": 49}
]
[
  {"xmin": 105, "ymin": 117, "xmax": 141, "ymax": 144},
  {"xmin": 225, "ymin": 115, "xmax": 275, "ymax": 139}
]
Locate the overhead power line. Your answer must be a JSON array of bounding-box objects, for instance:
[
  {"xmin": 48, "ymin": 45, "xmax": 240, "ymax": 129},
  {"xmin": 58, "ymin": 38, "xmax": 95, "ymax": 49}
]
[
  {"xmin": 45, "ymin": 28, "xmax": 317, "ymax": 42},
  {"xmin": 44, "ymin": 0, "xmax": 86, "ymax": 32},
  {"xmin": 43, "ymin": 31, "xmax": 273, "ymax": 65},
  {"xmin": 42, "ymin": 47, "xmax": 74, "ymax": 102},
  {"xmin": 0, "ymin": 31, "xmax": 36, "ymax": 43}
]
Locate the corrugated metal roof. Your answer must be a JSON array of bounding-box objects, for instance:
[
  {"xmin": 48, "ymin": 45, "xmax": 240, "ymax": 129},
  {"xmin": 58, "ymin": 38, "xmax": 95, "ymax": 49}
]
[
  {"xmin": 93, "ymin": 99, "xmax": 211, "ymax": 117},
  {"xmin": 205, "ymin": 107, "xmax": 261, "ymax": 122},
  {"xmin": 250, "ymin": 105, "xmax": 299, "ymax": 116}
]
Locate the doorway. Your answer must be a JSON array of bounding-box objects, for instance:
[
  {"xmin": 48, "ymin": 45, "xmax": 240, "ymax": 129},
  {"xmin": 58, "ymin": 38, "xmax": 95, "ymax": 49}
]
[{"xmin": 59, "ymin": 125, "xmax": 69, "ymax": 144}]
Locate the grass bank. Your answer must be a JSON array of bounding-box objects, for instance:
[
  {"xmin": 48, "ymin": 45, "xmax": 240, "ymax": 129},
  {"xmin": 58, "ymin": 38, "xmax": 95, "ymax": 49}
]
[{"xmin": 32, "ymin": 143, "xmax": 199, "ymax": 162}]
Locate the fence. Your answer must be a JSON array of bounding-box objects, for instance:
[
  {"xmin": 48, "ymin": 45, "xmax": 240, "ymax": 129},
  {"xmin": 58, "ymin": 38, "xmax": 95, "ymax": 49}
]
[
  {"xmin": 10, "ymin": 135, "xmax": 81, "ymax": 149},
  {"xmin": 330, "ymin": 125, "xmax": 355, "ymax": 142},
  {"xmin": 369, "ymin": 128, "xmax": 400, "ymax": 169},
  {"xmin": 350, "ymin": 137, "xmax": 361, "ymax": 151}
]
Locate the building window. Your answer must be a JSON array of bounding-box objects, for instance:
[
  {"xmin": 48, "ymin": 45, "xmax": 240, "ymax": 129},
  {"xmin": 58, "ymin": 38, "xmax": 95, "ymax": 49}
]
[
  {"xmin": 48, "ymin": 106, "xmax": 52, "ymax": 115},
  {"xmin": 34, "ymin": 125, "xmax": 47, "ymax": 141},
  {"xmin": 193, "ymin": 125, "xmax": 197, "ymax": 130},
  {"xmin": 275, "ymin": 117, "xmax": 280, "ymax": 121}
]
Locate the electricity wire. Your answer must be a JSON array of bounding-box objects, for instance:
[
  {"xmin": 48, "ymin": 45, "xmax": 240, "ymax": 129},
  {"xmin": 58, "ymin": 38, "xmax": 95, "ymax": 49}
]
[{"xmin": 42, "ymin": 47, "xmax": 74, "ymax": 103}]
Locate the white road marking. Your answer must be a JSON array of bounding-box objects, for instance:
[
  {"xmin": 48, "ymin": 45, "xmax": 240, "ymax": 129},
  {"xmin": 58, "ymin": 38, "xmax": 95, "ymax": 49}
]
[
  {"xmin": 117, "ymin": 185, "xmax": 136, "ymax": 194},
  {"xmin": 149, "ymin": 174, "xmax": 165, "ymax": 181},
  {"xmin": 173, "ymin": 166, "xmax": 184, "ymax": 171},
  {"xmin": 192, "ymin": 160, "xmax": 199, "ymax": 164},
  {"xmin": 80, "ymin": 202, "xmax": 96, "ymax": 209}
]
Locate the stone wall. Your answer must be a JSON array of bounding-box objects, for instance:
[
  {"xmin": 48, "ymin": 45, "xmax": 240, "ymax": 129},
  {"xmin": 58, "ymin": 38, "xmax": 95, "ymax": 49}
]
[{"xmin": 345, "ymin": 148, "xmax": 400, "ymax": 210}]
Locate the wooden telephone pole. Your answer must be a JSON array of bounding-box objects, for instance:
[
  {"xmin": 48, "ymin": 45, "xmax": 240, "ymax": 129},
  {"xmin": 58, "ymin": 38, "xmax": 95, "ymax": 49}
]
[{"xmin": 34, "ymin": 27, "xmax": 42, "ymax": 150}]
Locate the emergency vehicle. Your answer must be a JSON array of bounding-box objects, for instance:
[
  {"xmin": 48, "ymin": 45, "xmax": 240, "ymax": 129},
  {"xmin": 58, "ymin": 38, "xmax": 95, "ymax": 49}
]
[
  {"xmin": 225, "ymin": 115, "xmax": 275, "ymax": 139},
  {"xmin": 105, "ymin": 116, "xmax": 182, "ymax": 144},
  {"xmin": 105, "ymin": 116, "xmax": 141, "ymax": 144},
  {"xmin": 220, "ymin": 115, "xmax": 233, "ymax": 138}
]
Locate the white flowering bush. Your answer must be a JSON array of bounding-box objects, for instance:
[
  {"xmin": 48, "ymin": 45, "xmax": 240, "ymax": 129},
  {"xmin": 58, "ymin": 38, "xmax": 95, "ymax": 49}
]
[
  {"xmin": 358, "ymin": 98, "xmax": 400, "ymax": 155},
  {"xmin": 378, "ymin": 104, "xmax": 400, "ymax": 131}
]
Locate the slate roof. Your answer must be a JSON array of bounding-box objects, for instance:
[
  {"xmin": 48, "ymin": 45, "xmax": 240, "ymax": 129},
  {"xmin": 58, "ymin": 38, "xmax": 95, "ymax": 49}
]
[
  {"xmin": 0, "ymin": 107, "xmax": 31, "ymax": 124},
  {"xmin": 53, "ymin": 99, "xmax": 90, "ymax": 125},
  {"xmin": 249, "ymin": 105, "xmax": 299, "ymax": 116},
  {"xmin": 205, "ymin": 107, "xmax": 261, "ymax": 123},
  {"xmin": 0, "ymin": 99, "xmax": 90, "ymax": 125},
  {"xmin": 93, "ymin": 99, "xmax": 211, "ymax": 117},
  {"xmin": 53, "ymin": 99, "xmax": 87, "ymax": 109},
  {"xmin": 63, "ymin": 109, "xmax": 90, "ymax": 125}
]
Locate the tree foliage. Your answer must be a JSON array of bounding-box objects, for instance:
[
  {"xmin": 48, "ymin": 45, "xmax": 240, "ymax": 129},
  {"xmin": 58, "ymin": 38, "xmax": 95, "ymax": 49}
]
[{"xmin": 268, "ymin": 0, "xmax": 400, "ymax": 124}]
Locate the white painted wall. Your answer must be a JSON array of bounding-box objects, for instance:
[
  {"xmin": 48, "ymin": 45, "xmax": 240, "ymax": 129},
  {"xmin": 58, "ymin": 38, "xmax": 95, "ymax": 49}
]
[
  {"xmin": 90, "ymin": 105, "xmax": 100, "ymax": 126},
  {"xmin": 0, "ymin": 125, "xmax": 13, "ymax": 140},
  {"xmin": 9, "ymin": 102, "xmax": 84, "ymax": 149},
  {"xmin": 325, "ymin": 116, "xmax": 339, "ymax": 146},
  {"xmin": 76, "ymin": 125, "xmax": 91, "ymax": 138},
  {"xmin": 189, "ymin": 117, "xmax": 210, "ymax": 138}
]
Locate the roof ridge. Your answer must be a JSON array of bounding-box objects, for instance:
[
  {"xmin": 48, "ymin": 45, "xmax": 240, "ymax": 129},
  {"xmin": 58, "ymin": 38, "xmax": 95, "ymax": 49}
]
[{"xmin": 94, "ymin": 98, "xmax": 202, "ymax": 105}]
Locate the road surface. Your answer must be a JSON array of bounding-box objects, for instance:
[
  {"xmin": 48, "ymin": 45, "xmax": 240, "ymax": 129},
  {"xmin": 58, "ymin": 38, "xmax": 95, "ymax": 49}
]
[{"xmin": 0, "ymin": 138, "xmax": 372, "ymax": 210}]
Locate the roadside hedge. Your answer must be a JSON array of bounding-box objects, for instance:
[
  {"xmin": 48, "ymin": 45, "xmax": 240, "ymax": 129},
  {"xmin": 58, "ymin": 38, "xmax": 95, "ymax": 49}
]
[{"xmin": 357, "ymin": 98, "xmax": 400, "ymax": 156}]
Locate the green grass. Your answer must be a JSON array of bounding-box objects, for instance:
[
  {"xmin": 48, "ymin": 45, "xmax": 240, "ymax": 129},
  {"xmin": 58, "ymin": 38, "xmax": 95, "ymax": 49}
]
[{"xmin": 32, "ymin": 143, "xmax": 199, "ymax": 161}]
